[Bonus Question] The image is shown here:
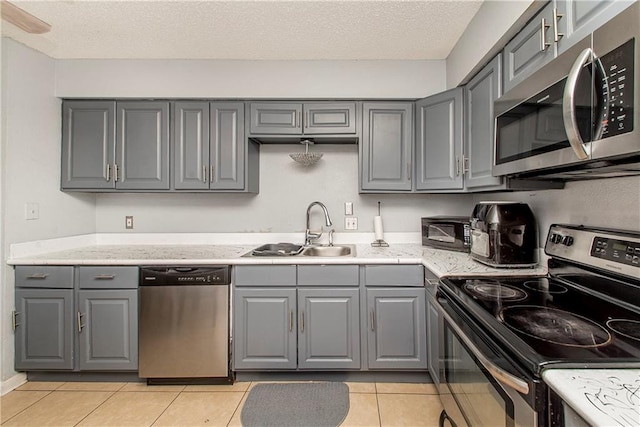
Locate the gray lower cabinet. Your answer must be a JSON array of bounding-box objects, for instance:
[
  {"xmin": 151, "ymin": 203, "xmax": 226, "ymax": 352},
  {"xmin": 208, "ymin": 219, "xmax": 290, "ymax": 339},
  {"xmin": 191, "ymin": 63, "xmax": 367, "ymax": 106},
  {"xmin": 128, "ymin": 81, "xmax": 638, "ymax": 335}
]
[
  {"xmin": 78, "ymin": 290, "xmax": 138, "ymax": 370},
  {"xmin": 61, "ymin": 100, "xmax": 170, "ymax": 191},
  {"xmin": 464, "ymin": 54, "xmax": 503, "ymax": 189},
  {"xmin": 233, "ymin": 288, "xmax": 297, "ymax": 370},
  {"xmin": 415, "ymin": 88, "xmax": 464, "ymax": 191},
  {"xmin": 173, "ymin": 102, "xmax": 252, "ymax": 191},
  {"xmin": 14, "ymin": 266, "xmax": 138, "ymax": 372},
  {"xmin": 14, "ymin": 288, "xmax": 74, "ymax": 370},
  {"xmin": 361, "ymin": 102, "xmax": 413, "ymax": 192},
  {"xmin": 366, "ymin": 288, "xmax": 427, "ymax": 370},
  {"xmin": 297, "ymin": 288, "xmax": 360, "ymax": 369}
]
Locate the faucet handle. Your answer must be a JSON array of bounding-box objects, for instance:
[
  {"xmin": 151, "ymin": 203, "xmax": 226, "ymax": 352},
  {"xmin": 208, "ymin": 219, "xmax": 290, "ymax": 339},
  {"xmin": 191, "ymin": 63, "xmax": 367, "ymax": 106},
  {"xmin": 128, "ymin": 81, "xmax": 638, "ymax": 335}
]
[{"xmin": 328, "ymin": 229, "xmax": 335, "ymax": 246}]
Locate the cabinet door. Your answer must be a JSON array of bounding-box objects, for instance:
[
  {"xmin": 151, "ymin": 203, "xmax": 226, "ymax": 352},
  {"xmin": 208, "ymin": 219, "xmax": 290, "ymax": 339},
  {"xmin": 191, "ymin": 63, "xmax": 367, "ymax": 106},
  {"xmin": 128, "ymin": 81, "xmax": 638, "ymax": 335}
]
[
  {"xmin": 14, "ymin": 289, "xmax": 74, "ymax": 370},
  {"xmin": 464, "ymin": 54, "xmax": 503, "ymax": 189},
  {"xmin": 303, "ymin": 103, "xmax": 357, "ymax": 134},
  {"xmin": 173, "ymin": 102, "xmax": 210, "ymax": 190},
  {"xmin": 557, "ymin": 0, "xmax": 635, "ymax": 55},
  {"xmin": 502, "ymin": 2, "xmax": 555, "ymax": 94},
  {"xmin": 61, "ymin": 101, "xmax": 116, "ymax": 189},
  {"xmin": 249, "ymin": 103, "xmax": 302, "ymax": 135},
  {"xmin": 415, "ymin": 88, "xmax": 464, "ymax": 191},
  {"xmin": 361, "ymin": 102, "xmax": 413, "ymax": 191},
  {"xmin": 233, "ymin": 288, "xmax": 297, "ymax": 369},
  {"xmin": 366, "ymin": 288, "xmax": 427, "ymax": 370},
  {"xmin": 78, "ymin": 290, "xmax": 138, "ymax": 371},
  {"xmin": 297, "ymin": 288, "xmax": 360, "ymax": 370},
  {"xmin": 210, "ymin": 102, "xmax": 245, "ymax": 190},
  {"xmin": 116, "ymin": 101, "xmax": 170, "ymax": 190},
  {"xmin": 426, "ymin": 296, "xmax": 440, "ymax": 385}
]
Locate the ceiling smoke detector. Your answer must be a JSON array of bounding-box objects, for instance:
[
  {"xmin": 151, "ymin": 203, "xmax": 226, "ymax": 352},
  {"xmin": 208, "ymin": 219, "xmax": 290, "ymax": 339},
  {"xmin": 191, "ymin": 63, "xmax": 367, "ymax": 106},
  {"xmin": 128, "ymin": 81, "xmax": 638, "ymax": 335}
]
[{"xmin": 289, "ymin": 139, "xmax": 323, "ymax": 167}]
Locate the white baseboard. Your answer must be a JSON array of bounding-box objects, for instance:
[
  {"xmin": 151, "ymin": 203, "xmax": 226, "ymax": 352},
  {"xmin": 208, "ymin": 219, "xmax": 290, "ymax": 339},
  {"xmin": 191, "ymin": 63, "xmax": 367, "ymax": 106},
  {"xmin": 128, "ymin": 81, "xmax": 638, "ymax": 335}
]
[{"xmin": 1, "ymin": 373, "xmax": 27, "ymax": 395}]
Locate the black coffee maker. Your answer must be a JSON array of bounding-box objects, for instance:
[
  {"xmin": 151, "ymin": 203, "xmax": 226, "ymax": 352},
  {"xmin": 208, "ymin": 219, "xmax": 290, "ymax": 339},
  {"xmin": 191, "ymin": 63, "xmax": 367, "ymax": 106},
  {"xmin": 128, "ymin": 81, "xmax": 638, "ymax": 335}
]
[{"xmin": 470, "ymin": 202, "xmax": 538, "ymax": 268}]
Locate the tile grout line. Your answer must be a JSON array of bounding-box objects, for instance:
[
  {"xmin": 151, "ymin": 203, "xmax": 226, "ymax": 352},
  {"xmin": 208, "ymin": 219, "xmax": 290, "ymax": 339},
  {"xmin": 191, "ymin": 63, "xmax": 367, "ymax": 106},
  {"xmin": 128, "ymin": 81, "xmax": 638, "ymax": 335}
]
[
  {"xmin": 226, "ymin": 381, "xmax": 252, "ymax": 427},
  {"xmin": 72, "ymin": 390, "xmax": 117, "ymax": 426},
  {"xmin": 148, "ymin": 388, "xmax": 184, "ymax": 427},
  {"xmin": 1, "ymin": 389, "xmax": 53, "ymax": 424}
]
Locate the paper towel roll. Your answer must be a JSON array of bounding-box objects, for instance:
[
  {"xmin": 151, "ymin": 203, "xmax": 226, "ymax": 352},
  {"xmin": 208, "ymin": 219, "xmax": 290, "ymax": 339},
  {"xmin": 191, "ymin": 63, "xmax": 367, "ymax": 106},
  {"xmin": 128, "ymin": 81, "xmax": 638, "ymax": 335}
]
[{"xmin": 373, "ymin": 216, "xmax": 384, "ymax": 240}]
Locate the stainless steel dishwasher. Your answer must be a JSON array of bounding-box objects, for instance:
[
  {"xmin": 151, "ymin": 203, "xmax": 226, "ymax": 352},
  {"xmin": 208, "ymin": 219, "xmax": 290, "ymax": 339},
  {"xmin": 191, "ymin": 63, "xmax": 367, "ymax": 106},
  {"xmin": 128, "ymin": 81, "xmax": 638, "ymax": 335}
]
[{"xmin": 138, "ymin": 266, "xmax": 232, "ymax": 384}]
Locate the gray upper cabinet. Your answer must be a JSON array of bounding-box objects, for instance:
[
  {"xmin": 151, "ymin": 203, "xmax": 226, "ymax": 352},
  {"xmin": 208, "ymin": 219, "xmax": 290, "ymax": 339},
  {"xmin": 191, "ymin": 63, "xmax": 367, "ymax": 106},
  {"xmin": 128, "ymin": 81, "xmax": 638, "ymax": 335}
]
[
  {"xmin": 502, "ymin": 1, "xmax": 556, "ymax": 94},
  {"xmin": 14, "ymin": 289, "xmax": 74, "ymax": 370},
  {"xmin": 61, "ymin": 101, "xmax": 115, "ymax": 190},
  {"xmin": 556, "ymin": 0, "xmax": 635, "ymax": 55},
  {"xmin": 78, "ymin": 289, "xmax": 138, "ymax": 371},
  {"xmin": 250, "ymin": 103, "xmax": 302, "ymax": 135},
  {"xmin": 61, "ymin": 100, "xmax": 170, "ymax": 191},
  {"xmin": 464, "ymin": 54, "xmax": 503, "ymax": 189},
  {"xmin": 360, "ymin": 102, "xmax": 413, "ymax": 192},
  {"xmin": 297, "ymin": 288, "xmax": 360, "ymax": 370},
  {"xmin": 249, "ymin": 102, "xmax": 357, "ymax": 136},
  {"xmin": 173, "ymin": 102, "xmax": 246, "ymax": 191},
  {"xmin": 116, "ymin": 101, "xmax": 170, "ymax": 190},
  {"xmin": 366, "ymin": 288, "xmax": 427, "ymax": 370},
  {"xmin": 415, "ymin": 88, "xmax": 464, "ymax": 191}
]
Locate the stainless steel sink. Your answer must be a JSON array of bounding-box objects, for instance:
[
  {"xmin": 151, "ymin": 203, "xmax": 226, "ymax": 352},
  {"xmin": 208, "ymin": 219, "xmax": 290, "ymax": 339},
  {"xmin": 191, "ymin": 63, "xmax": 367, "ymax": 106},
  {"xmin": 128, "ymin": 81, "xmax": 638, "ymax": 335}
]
[{"xmin": 301, "ymin": 245, "xmax": 355, "ymax": 257}]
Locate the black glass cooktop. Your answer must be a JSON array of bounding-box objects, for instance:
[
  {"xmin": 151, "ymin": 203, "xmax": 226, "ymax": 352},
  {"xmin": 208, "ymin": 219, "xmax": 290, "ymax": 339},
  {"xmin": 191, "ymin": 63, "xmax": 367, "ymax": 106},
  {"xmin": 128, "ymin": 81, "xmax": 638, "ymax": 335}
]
[{"xmin": 440, "ymin": 275, "xmax": 640, "ymax": 366}]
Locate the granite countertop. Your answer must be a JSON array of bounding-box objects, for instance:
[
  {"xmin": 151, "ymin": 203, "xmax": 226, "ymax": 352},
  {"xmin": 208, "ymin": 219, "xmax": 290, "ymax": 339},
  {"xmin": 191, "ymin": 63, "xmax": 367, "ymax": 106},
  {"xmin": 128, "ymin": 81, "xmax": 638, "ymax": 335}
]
[
  {"xmin": 6, "ymin": 237, "xmax": 547, "ymax": 278},
  {"xmin": 543, "ymin": 369, "xmax": 640, "ymax": 426}
]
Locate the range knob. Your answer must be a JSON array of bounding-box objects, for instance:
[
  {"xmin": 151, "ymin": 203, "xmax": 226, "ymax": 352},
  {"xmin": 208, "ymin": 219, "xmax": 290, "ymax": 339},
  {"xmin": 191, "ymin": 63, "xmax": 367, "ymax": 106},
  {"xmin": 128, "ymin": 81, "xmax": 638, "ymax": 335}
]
[
  {"xmin": 550, "ymin": 233, "xmax": 563, "ymax": 244},
  {"xmin": 562, "ymin": 236, "xmax": 574, "ymax": 246}
]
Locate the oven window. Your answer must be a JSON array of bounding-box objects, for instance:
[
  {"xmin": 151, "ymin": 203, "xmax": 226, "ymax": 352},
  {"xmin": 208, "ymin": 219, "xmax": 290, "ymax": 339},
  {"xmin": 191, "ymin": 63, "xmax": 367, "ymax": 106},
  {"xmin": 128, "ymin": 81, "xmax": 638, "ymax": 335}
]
[
  {"xmin": 444, "ymin": 323, "xmax": 515, "ymax": 427},
  {"xmin": 495, "ymin": 64, "xmax": 595, "ymax": 165}
]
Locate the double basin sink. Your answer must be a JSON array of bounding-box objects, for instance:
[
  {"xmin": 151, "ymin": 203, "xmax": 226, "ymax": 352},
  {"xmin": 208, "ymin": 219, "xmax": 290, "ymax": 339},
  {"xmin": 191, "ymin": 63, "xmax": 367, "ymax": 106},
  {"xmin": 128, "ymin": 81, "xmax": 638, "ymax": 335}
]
[{"xmin": 245, "ymin": 243, "xmax": 355, "ymax": 257}]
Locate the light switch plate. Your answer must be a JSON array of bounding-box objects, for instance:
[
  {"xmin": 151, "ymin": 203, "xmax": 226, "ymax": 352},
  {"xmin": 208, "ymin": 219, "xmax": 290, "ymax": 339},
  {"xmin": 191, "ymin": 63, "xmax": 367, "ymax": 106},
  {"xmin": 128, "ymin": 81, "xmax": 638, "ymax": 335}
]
[
  {"xmin": 345, "ymin": 217, "xmax": 358, "ymax": 230},
  {"xmin": 345, "ymin": 202, "xmax": 353, "ymax": 216},
  {"xmin": 125, "ymin": 216, "xmax": 134, "ymax": 229},
  {"xmin": 25, "ymin": 203, "xmax": 39, "ymax": 220}
]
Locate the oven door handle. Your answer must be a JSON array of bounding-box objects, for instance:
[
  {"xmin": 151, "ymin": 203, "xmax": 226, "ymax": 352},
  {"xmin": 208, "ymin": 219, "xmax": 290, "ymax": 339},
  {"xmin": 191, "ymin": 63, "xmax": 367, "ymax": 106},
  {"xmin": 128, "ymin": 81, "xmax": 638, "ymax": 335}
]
[
  {"xmin": 438, "ymin": 299, "xmax": 530, "ymax": 395},
  {"xmin": 562, "ymin": 48, "xmax": 593, "ymax": 161}
]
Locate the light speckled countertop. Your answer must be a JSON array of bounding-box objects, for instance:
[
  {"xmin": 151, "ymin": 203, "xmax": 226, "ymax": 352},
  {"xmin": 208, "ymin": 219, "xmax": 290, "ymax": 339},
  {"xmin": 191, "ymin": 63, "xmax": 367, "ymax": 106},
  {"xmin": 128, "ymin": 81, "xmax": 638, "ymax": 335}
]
[
  {"xmin": 543, "ymin": 369, "xmax": 640, "ymax": 426},
  {"xmin": 7, "ymin": 238, "xmax": 546, "ymax": 278}
]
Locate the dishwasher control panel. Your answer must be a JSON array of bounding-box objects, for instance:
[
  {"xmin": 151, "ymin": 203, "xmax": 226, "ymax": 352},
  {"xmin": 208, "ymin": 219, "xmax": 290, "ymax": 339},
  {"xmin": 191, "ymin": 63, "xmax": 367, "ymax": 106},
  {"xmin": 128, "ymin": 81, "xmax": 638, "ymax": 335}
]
[{"xmin": 140, "ymin": 266, "xmax": 230, "ymax": 285}]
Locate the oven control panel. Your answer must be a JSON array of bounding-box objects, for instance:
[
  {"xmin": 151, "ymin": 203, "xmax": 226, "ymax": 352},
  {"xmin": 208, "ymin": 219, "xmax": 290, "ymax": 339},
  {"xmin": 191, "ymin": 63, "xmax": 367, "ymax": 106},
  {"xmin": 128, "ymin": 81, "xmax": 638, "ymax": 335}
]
[{"xmin": 591, "ymin": 237, "xmax": 640, "ymax": 267}]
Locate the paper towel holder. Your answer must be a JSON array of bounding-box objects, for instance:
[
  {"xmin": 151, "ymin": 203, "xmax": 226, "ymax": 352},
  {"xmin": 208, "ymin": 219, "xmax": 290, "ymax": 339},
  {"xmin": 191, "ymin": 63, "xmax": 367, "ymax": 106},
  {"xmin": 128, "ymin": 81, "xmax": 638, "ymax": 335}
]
[{"xmin": 371, "ymin": 201, "xmax": 389, "ymax": 247}]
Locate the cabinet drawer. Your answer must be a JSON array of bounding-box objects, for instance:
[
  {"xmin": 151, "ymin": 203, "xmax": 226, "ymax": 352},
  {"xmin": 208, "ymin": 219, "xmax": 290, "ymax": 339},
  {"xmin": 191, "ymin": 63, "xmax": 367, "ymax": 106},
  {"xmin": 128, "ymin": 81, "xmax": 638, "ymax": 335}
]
[
  {"xmin": 78, "ymin": 267, "xmax": 138, "ymax": 289},
  {"xmin": 234, "ymin": 265, "xmax": 296, "ymax": 287},
  {"xmin": 15, "ymin": 266, "xmax": 74, "ymax": 289},
  {"xmin": 364, "ymin": 265, "xmax": 423, "ymax": 287},
  {"xmin": 297, "ymin": 265, "xmax": 359, "ymax": 286}
]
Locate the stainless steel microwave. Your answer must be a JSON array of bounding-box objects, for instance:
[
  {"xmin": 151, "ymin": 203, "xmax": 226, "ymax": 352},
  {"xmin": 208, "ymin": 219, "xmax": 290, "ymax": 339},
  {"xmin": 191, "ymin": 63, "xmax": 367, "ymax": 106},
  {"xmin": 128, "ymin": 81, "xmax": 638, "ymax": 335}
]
[
  {"xmin": 421, "ymin": 216, "xmax": 471, "ymax": 252},
  {"xmin": 493, "ymin": 3, "xmax": 640, "ymax": 180}
]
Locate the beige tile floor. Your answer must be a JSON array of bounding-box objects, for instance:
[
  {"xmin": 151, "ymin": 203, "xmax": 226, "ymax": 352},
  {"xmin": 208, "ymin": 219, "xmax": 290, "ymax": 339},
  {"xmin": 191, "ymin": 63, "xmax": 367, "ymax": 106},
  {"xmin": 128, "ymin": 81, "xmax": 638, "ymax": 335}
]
[{"xmin": 1, "ymin": 381, "xmax": 443, "ymax": 427}]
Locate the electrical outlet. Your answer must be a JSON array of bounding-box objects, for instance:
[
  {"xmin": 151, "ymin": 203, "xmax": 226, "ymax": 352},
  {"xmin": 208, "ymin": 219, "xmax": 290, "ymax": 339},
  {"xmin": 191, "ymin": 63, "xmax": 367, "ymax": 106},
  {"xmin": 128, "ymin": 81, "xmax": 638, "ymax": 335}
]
[
  {"xmin": 345, "ymin": 217, "xmax": 358, "ymax": 230},
  {"xmin": 125, "ymin": 216, "xmax": 134, "ymax": 229},
  {"xmin": 25, "ymin": 203, "xmax": 39, "ymax": 220},
  {"xmin": 345, "ymin": 202, "xmax": 353, "ymax": 216}
]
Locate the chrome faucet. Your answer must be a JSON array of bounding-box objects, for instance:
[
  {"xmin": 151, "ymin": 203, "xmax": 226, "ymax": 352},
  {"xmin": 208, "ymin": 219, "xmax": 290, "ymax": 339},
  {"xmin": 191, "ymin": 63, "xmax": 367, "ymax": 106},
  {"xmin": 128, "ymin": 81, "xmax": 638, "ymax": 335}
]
[{"xmin": 305, "ymin": 201, "xmax": 332, "ymax": 245}]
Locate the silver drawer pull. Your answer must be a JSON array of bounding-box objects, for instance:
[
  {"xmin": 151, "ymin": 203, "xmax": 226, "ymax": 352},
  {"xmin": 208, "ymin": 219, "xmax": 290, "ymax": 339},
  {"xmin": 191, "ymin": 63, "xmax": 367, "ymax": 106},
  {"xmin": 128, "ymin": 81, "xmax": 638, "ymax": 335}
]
[
  {"xmin": 77, "ymin": 312, "xmax": 85, "ymax": 333},
  {"xmin": 300, "ymin": 311, "xmax": 304, "ymax": 333},
  {"xmin": 202, "ymin": 165, "xmax": 207, "ymax": 183},
  {"xmin": 94, "ymin": 275, "xmax": 115, "ymax": 280},
  {"xmin": 12, "ymin": 311, "xmax": 20, "ymax": 331},
  {"xmin": 370, "ymin": 310, "xmax": 375, "ymax": 331},
  {"xmin": 27, "ymin": 273, "xmax": 48, "ymax": 279},
  {"xmin": 289, "ymin": 310, "xmax": 294, "ymax": 332}
]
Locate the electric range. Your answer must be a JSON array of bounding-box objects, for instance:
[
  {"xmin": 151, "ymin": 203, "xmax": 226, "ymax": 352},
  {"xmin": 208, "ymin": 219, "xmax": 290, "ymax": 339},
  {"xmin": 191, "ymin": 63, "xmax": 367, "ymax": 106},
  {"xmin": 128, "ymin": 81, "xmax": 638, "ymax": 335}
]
[{"xmin": 435, "ymin": 224, "xmax": 640, "ymax": 427}]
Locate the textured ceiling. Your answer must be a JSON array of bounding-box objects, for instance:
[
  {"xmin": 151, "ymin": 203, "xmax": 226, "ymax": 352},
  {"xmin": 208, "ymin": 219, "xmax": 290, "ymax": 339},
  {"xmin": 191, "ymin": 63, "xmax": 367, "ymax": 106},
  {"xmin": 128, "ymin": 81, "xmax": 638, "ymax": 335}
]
[{"xmin": 1, "ymin": 0, "xmax": 483, "ymax": 60}]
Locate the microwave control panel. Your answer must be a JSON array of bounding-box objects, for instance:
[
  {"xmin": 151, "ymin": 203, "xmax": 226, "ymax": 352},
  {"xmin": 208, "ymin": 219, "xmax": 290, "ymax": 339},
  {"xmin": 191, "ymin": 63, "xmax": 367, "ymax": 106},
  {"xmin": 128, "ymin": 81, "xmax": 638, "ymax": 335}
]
[{"xmin": 601, "ymin": 38, "xmax": 634, "ymax": 138}]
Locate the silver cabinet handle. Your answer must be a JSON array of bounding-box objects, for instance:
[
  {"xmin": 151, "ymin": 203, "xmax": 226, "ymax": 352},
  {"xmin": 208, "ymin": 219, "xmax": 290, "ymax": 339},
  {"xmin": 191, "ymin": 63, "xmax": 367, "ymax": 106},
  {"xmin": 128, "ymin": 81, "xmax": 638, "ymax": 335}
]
[
  {"xmin": 407, "ymin": 162, "xmax": 411, "ymax": 181},
  {"xmin": 455, "ymin": 157, "xmax": 460, "ymax": 177},
  {"xmin": 289, "ymin": 310, "xmax": 294, "ymax": 332},
  {"xmin": 305, "ymin": 112, "xmax": 309, "ymax": 130},
  {"xmin": 106, "ymin": 163, "xmax": 111, "ymax": 182},
  {"xmin": 94, "ymin": 274, "xmax": 115, "ymax": 280},
  {"xmin": 114, "ymin": 164, "xmax": 119, "ymax": 182},
  {"xmin": 563, "ymin": 48, "xmax": 593, "ymax": 161},
  {"xmin": 202, "ymin": 165, "xmax": 207, "ymax": 183},
  {"xmin": 300, "ymin": 311, "xmax": 304, "ymax": 333},
  {"xmin": 27, "ymin": 273, "xmax": 48, "ymax": 279},
  {"xmin": 210, "ymin": 165, "xmax": 214, "ymax": 183},
  {"xmin": 438, "ymin": 301, "xmax": 530, "ymax": 395},
  {"xmin": 370, "ymin": 310, "xmax": 375, "ymax": 331},
  {"xmin": 77, "ymin": 312, "xmax": 85, "ymax": 333},
  {"xmin": 553, "ymin": 7, "xmax": 564, "ymax": 42},
  {"xmin": 463, "ymin": 156, "xmax": 469, "ymax": 173},
  {"xmin": 540, "ymin": 18, "xmax": 551, "ymax": 52},
  {"xmin": 12, "ymin": 311, "xmax": 19, "ymax": 331}
]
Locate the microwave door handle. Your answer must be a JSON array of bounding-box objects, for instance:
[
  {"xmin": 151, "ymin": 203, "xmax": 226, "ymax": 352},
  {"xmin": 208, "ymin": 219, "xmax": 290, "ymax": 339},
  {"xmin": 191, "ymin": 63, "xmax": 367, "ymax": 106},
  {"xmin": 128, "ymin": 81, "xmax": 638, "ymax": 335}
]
[{"xmin": 562, "ymin": 48, "xmax": 592, "ymax": 160}]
